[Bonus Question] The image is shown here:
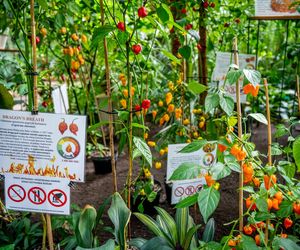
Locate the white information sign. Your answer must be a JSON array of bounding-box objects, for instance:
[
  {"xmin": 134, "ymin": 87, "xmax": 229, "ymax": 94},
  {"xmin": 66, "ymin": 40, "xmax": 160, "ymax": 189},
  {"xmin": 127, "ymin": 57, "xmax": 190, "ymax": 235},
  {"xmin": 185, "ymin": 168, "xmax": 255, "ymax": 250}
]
[
  {"xmin": 52, "ymin": 84, "xmax": 69, "ymax": 114},
  {"xmin": 0, "ymin": 109, "xmax": 86, "ymax": 182},
  {"xmin": 167, "ymin": 142, "xmax": 217, "ymax": 204},
  {"xmin": 166, "ymin": 143, "xmax": 217, "ymax": 181},
  {"xmin": 212, "ymin": 52, "xmax": 256, "ymax": 103},
  {"xmin": 171, "ymin": 179, "xmax": 204, "ymax": 205},
  {"xmin": 255, "ymin": 0, "xmax": 300, "ymax": 18},
  {"xmin": 5, "ymin": 173, "xmax": 70, "ymax": 215}
]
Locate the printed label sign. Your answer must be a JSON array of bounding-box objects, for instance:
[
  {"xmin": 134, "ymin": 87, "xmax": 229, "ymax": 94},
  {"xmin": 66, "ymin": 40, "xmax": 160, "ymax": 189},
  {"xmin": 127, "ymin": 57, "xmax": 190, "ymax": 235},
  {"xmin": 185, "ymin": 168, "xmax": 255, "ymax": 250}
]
[
  {"xmin": 255, "ymin": 0, "xmax": 300, "ymax": 18},
  {"xmin": 171, "ymin": 180, "xmax": 204, "ymax": 205},
  {"xmin": 166, "ymin": 142, "xmax": 217, "ymax": 181},
  {"xmin": 5, "ymin": 173, "xmax": 70, "ymax": 215},
  {"xmin": 211, "ymin": 52, "xmax": 256, "ymax": 103},
  {"xmin": 0, "ymin": 109, "xmax": 86, "ymax": 182},
  {"xmin": 167, "ymin": 142, "xmax": 217, "ymax": 204}
]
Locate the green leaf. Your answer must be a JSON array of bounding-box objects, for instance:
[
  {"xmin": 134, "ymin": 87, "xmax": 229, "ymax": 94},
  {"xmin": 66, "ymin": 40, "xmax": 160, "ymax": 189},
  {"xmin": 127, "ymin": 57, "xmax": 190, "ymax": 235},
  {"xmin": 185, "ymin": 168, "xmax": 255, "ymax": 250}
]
[
  {"xmin": 275, "ymin": 124, "xmax": 288, "ymax": 138},
  {"xmin": 175, "ymin": 207, "xmax": 189, "ymax": 246},
  {"xmin": 87, "ymin": 120, "xmax": 110, "ymax": 133},
  {"xmin": 220, "ymin": 95, "xmax": 234, "ymax": 116},
  {"xmin": 175, "ymin": 194, "xmax": 198, "ymax": 208},
  {"xmin": 162, "ymin": 50, "xmax": 181, "ymax": 64},
  {"xmin": 226, "ymin": 161, "xmax": 241, "ymax": 173},
  {"xmin": 256, "ymin": 198, "xmax": 268, "ymax": 212},
  {"xmin": 243, "ymin": 69, "xmax": 261, "ymax": 85},
  {"xmin": 178, "ymin": 45, "xmax": 191, "ymax": 60},
  {"xmin": 241, "ymin": 234, "xmax": 259, "ymax": 250},
  {"xmin": 226, "ymin": 70, "xmax": 242, "ymax": 85},
  {"xmin": 254, "ymin": 212, "xmax": 276, "ymax": 221},
  {"xmin": 179, "ymin": 139, "xmax": 208, "ymax": 153},
  {"xmin": 133, "ymin": 136, "xmax": 152, "ymax": 167},
  {"xmin": 205, "ymin": 93, "xmax": 219, "ymax": 113},
  {"xmin": 77, "ymin": 205, "xmax": 97, "ymax": 248},
  {"xmin": 140, "ymin": 237, "xmax": 173, "ymax": 250},
  {"xmin": 188, "ymin": 81, "xmax": 207, "ymax": 95},
  {"xmin": 202, "ymin": 218, "xmax": 215, "ymax": 242},
  {"xmin": 0, "ymin": 244, "xmax": 14, "ymax": 250},
  {"xmin": 276, "ymin": 200, "xmax": 293, "ymax": 218},
  {"xmin": 155, "ymin": 207, "xmax": 178, "ymax": 245},
  {"xmin": 183, "ymin": 224, "xmax": 201, "ymax": 250},
  {"xmin": 211, "ymin": 163, "xmax": 231, "ymax": 180},
  {"xmin": 271, "ymin": 143, "xmax": 282, "ymax": 156},
  {"xmin": 272, "ymin": 237, "xmax": 300, "ymax": 250},
  {"xmin": 91, "ymin": 25, "xmax": 115, "ymax": 49},
  {"xmin": 248, "ymin": 113, "xmax": 268, "ymax": 125},
  {"xmin": 157, "ymin": 5, "xmax": 171, "ymax": 24},
  {"xmin": 76, "ymin": 239, "xmax": 115, "ymax": 250},
  {"xmin": 131, "ymin": 123, "xmax": 149, "ymax": 131},
  {"xmin": 293, "ymin": 137, "xmax": 300, "ymax": 172},
  {"xmin": 130, "ymin": 238, "xmax": 147, "ymax": 249},
  {"xmin": 169, "ymin": 163, "xmax": 201, "ymax": 181},
  {"xmin": 108, "ymin": 193, "xmax": 131, "ymax": 249},
  {"xmin": 0, "ymin": 84, "xmax": 14, "ymax": 109},
  {"xmin": 134, "ymin": 213, "xmax": 165, "ymax": 238},
  {"xmin": 37, "ymin": 0, "xmax": 48, "ymax": 10},
  {"xmin": 198, "ymin": 187, "xmax": 220, "ymax": 223}
]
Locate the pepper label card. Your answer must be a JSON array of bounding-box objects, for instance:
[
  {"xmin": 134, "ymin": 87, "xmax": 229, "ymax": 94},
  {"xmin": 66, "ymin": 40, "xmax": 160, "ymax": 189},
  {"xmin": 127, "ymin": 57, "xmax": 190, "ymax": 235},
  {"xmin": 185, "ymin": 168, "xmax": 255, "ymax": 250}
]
[
  {"xmin": 0, "ymin": 109, "xmax": 86, "ymax": 182},
  {"xmin": 255, "ymin": 0, "xmax": 300, "ymax": 18}
]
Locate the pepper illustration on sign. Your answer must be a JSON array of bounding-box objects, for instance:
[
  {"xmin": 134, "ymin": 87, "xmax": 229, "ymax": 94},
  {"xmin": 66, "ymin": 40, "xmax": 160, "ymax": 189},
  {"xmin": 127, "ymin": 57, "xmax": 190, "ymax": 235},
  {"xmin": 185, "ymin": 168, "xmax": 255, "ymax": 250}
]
[
  {"xmin": 69, "ymin": 119, "xmax": 78, "ymax": 135},
  {"xmin": 58, "ymin": 119, "xmax": 68, "ymax": 135}
]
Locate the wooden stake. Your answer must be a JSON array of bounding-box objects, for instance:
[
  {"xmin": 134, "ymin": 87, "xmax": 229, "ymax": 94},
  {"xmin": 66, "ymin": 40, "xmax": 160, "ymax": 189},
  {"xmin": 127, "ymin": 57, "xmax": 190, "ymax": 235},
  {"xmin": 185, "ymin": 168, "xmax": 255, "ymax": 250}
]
[
  {"xmin": 46, "ymin": 214, "xmax": 54, "ymax": 250},
  {"xmin": 30, "ymin": 0, "xmax": 38, "ymax": 112},
  {"xmin": 233, "ymin": 37, "xmax": 244, "ymax": 231},
  {"xmin": 30, "ymin": 1, "xmax": 53, "ymax": 249},
  {"xmin": 100, "ymin": 0, "xmax": 117, "ymax": 193},
  {"xmin": 296, "ymin": 75, "xmax": 300, "ymax": 114},
  {"xmin": 264, "ymin": 78, "xmax": 272, "ymax": 246}
]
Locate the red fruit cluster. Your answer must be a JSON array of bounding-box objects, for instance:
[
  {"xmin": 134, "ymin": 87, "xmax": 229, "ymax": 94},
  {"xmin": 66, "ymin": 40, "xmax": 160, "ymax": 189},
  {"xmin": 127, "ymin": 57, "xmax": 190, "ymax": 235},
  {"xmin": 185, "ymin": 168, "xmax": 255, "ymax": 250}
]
[
  {"xmin": 117, "ymin": 22, "xmax": 125, "ymax": 32},
  {"xmin": 181, "ymin": 8, "xmax": 187, "ymax": 14},
  {"xmin": 132, "ymin": 44, "xmax": 142, "ymax": 55},
  {"xmin": 203, "ymin": 1, "xmax": 215, "ymax": 8},
  {"xmin": 185, "ymin": 24, "xmax": 193, "ymax": 30},
  {"xmin": 141, "ymin": 99, "xmax": 151, "ymax": 109},
  {"xmin": 138, "ymin": 6, "xmax": 147, "ymax": 18}
]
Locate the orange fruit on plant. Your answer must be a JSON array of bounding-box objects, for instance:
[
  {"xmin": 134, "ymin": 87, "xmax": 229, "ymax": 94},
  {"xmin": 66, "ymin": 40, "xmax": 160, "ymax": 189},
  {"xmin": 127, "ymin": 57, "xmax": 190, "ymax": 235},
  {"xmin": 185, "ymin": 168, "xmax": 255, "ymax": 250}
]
[
  {"xmin": 267, "ymin": 198, "xmax": 273, "ymax": 210},
  {"xmin": 205, "ymin": 173, "xmax": 215, "ymax": 187},
  {"xmin": 218, "ymin": 144, "xmax": 227, "ymax": 152},
  {"xmin": 255, "ymin": 234, "xmax": 261, "ymax": 246},
  {"xmin": 272, "ymin": 198, "xmax": 280, "ymax": 210},
  {"xmin": 293, "ymin": 202, "xmax": 300, "ymax": 215},
  {"xmin": 264, "ymin": 174, "xmax": 277, "ymax": 190},
  {"xmin": 245, "ymin": 196, "xmax": 256, "ymax": 210},
  {"xmin": 236, "ymin": 149, "xmax": 246, "ymax": 161},
  {"xmin": 243, "ymin": 225, "xmax": 253, "ymax": 235},
  {"xmin": 243, "ymin": 163, "xmax": 253, "ymax": 175},
  {"xmin": 274, "ymin": 191, "xmax": 283, "ymax": 203},
  {"xmin": 252, "ymin": 177, "xmax": 260, "ymax": 187},
  {"xmin": 228, "ymin": 239, "xmax": 236, "ymax": 247}
]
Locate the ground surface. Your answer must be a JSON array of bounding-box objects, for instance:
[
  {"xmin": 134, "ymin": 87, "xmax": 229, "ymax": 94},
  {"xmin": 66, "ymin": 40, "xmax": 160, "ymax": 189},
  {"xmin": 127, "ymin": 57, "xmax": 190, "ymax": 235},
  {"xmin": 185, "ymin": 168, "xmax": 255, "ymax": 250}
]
[{"xmin": 0, "ymin": 122, "xmax": 297, "ymax": 244}]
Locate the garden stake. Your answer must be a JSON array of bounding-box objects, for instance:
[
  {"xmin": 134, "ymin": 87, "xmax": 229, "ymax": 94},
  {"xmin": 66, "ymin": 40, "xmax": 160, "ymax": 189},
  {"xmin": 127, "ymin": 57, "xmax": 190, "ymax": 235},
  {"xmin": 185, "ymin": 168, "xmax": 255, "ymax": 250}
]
[
  {"xmin": 264, "ymin": 78, "xmax": 272, "ymax": 246},
  {"xmin": 46, "ymin": 214, "xmax": 54, "ymax": 250},
  {"xmin": 30, "ymin": 0, "xmax": 38, "ymax": 113},
  {"xmin": 100, "ymin": 0, "xmax": 117, "ymax": 192},
  {"xmin": 233, "ymin": 37, "xmax": 244, "ymax": 231},
  {"xmin": 297, "ymin": 75, "xmax": 300, "ymax": 113}
]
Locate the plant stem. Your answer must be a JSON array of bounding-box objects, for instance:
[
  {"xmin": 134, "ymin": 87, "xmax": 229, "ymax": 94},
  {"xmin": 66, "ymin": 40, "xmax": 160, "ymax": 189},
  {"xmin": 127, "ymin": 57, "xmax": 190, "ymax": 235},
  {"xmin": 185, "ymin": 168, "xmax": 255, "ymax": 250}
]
[
  {"xmin": 264, "ymin": 78, "xmax": 272, "ymax": 247},
  {"xmin": 233, "ymin": 37, "xmax": 244, "ymax": 232},
  {"xmin": 100, "ymin": 0, "xmax": 117, "ymax": 193},
  {"xmin": 297, "ymin": 75, "xmax": 300, "ymax": 114}
]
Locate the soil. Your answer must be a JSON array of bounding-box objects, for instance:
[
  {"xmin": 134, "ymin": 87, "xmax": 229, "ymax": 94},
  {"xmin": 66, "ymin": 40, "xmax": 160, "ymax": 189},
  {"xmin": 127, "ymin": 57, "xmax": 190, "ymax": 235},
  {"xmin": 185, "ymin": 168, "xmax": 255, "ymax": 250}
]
[{"xmin": 1, "ymin": 122, "xmax": 299, "ymax": 245}]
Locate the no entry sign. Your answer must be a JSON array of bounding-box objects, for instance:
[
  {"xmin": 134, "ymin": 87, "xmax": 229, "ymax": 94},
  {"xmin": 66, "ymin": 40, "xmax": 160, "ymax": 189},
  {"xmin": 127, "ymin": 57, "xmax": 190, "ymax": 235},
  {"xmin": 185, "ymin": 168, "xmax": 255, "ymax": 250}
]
[{"xmin": 4, "ymin": 173, "xmax": 70, "ymax": 215}]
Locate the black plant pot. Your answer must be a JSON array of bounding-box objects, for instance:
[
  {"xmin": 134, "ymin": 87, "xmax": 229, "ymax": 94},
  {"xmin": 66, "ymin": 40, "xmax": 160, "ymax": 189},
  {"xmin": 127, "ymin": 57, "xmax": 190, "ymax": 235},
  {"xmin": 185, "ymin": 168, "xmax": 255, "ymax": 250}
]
[
  {"xmin": 165, "ymin": 180, "xmax": 173, "ymax": 205},
  {"xmin": 92, "ymin": 156, "xmax": 114, "ymax": 175}
]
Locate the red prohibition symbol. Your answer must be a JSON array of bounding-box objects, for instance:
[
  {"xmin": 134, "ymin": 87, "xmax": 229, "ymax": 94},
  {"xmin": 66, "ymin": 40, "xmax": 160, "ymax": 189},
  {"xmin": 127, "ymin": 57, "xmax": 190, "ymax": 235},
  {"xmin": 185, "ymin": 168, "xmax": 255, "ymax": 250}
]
[
  {"xmin": 28, "ymin": 187, "xmax": 46, "ymax": 205},
  {"xmin": 174, "ymin": 186, "xmax": 185, "ymax": 197},
  {"xmin": 185, "ymin": 185, "xmax": 195, "ymax": 195},
  {"xmin": 48, "ymin": 189, "xmax": 67, "ymax": 207},
  {"xmin": 8, "ymin": 184, "xmax": 26, "ymax": 202}
]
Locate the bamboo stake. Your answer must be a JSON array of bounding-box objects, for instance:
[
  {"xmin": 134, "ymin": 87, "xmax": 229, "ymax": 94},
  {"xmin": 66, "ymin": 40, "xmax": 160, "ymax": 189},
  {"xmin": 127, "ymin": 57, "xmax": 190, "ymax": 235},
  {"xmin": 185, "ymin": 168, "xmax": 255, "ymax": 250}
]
[
  {"xmin": 296, "ymin": 75, "xmax": 300, "ymax": 114},
  {"xmin": 30, "ymin": 1, "xmax": 54, "ymax": 249},
  {"xmin": 30, "ymin": 0, "xmax": 38, "ymax": 112},
  {"xmin": 264, "ymin": 78, "xmax": 272, "ymax": 246},
  {"xmin": 233, "ymin": 37, "xmax": 244, "ymax": 231},
  {"xmin": 100, "ymin": 0, "xmax": 117, "ymax": 193}
]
